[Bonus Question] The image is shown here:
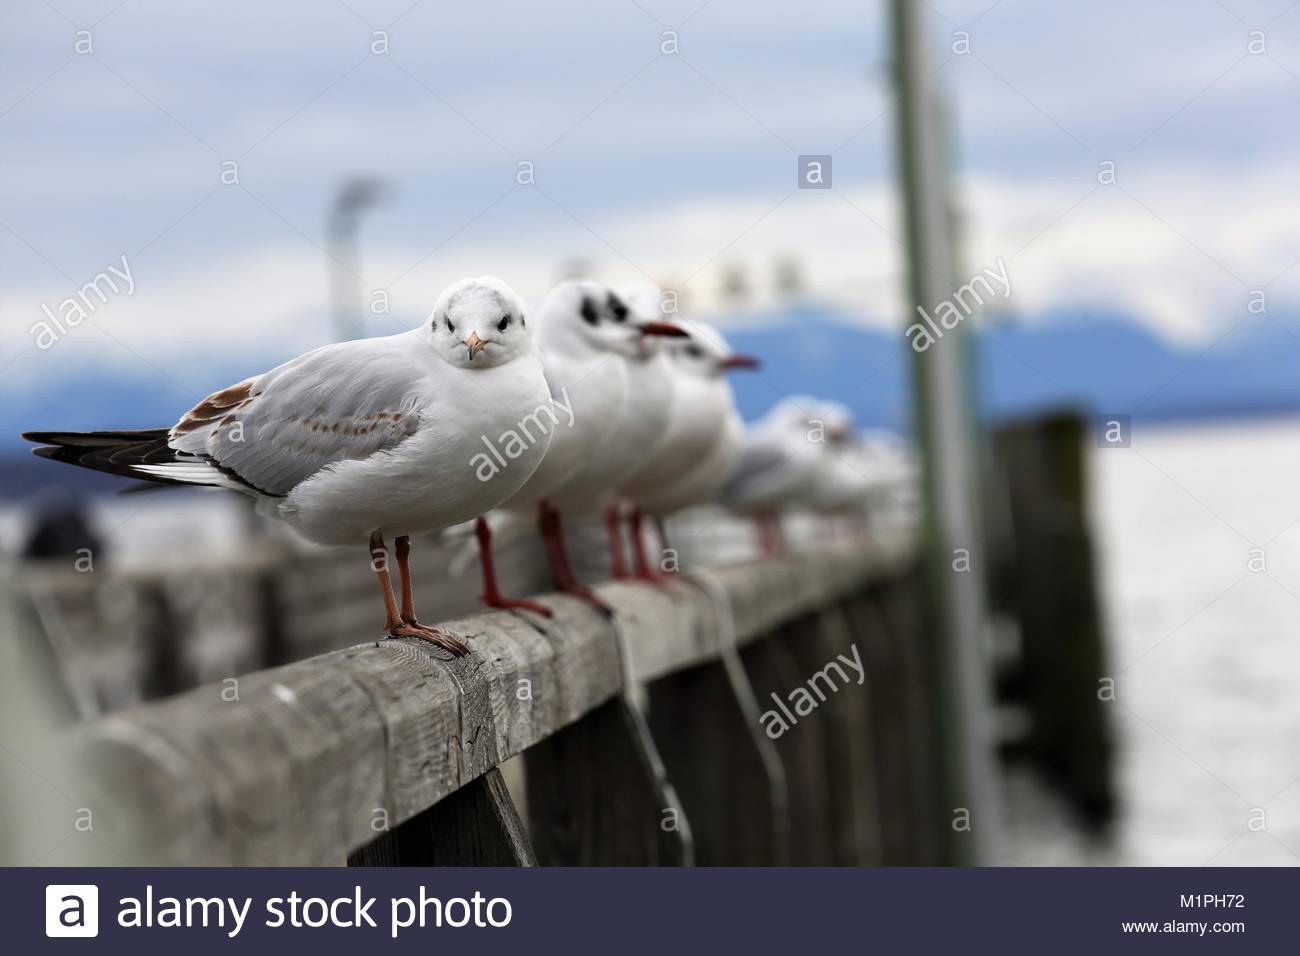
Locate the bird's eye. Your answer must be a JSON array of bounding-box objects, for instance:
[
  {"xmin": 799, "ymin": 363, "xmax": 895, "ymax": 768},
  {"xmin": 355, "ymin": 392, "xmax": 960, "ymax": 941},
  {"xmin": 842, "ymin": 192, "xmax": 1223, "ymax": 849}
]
[
  {"xmin": 686, "ymin": 345, "xmax": 704, "ymax": 359},
  {"xmin": 445, "ymin": 316, "xmax": 455, "ymax": 334},
  {"xmin": 497, "ymin": 315, "xmax": 510, "ymax": 332},
  {"xmin": 579, "ymin": 296, "xmax": 599, "ymax": 325},
  {"xmin": 608, "ymin": 293, "xmax": 629, "ymax": 323}
]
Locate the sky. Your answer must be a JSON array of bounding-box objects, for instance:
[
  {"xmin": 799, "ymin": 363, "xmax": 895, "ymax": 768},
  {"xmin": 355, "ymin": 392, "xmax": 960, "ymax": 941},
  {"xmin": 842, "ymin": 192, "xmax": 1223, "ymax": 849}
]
[{"xmin": 3, "ymin": 0, "xmax": 1300, "ymax": 402}]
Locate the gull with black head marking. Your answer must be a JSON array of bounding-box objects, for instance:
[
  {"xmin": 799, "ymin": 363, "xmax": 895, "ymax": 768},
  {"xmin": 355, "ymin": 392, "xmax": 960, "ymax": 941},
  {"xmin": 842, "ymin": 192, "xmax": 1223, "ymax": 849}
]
[
  {"xmin": 23, "ymin": 276, "xmax": 553, "ymax": 656},
  {"xmin": 621, "ymin": 320, "xmax": 759, "ymax": 578},
  {"xmin": 541, "ymin": 282, "xmax": 685, "ymax": 579},
  {"xmin": 465, "ymin": 279, "xmax": 685, "ymax": 614}
]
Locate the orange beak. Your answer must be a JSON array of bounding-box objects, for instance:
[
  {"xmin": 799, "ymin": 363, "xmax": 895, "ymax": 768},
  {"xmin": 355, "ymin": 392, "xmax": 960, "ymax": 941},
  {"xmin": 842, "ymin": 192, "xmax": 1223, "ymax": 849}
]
[
  {"xmin": 466, "ymin": 331, "xmax": 487, "ymax": 361},
  {"xmin": 721, "ymin": 354, "xmax": 761, "ymax": 370}
]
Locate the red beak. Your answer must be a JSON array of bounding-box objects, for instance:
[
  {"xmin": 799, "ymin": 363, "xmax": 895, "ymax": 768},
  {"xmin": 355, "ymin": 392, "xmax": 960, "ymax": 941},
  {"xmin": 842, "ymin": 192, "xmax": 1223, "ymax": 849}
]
[
  {"xmin": 721, "ymin": 354, "xmax": 761, "ymax": 370},
  {"xmin": 638, "ymin": 321, "xmax": 688, "ymax": 338}
]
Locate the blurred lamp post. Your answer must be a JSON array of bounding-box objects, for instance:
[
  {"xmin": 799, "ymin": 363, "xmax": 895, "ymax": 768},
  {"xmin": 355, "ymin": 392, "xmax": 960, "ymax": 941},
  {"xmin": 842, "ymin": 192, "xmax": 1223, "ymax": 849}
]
[{"xmin": 326, "ymin": 177, "xmax": 385, "ymax": 343}]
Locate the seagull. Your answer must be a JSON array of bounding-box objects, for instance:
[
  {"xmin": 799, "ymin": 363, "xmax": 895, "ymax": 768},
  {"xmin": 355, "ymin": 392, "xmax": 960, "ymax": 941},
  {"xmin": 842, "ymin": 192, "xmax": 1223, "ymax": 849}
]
[
  {"xmin": 541, "ymin": 282, "xmax": 684, "ymax": 579},
  {"xmin": 724, "ymin": 396, "xmax": 894, "ymax": 552},
  {"xmin": 721, "ymin": 396, "xmax": 836, "ymax": 554},
  {"xmin": 465, "ymin": 279, "xmax": 684, "ymax": 614},
  {"xmin": 23, "ymin": 276, "xmax": 552, "ymax": 656},
  {"xmin": 621, "ymin": 321, "xmax": 758, "ymax": 577},
  {"xmin": 804, "ymin": 401, "xmax": 877, "ymax": 514}
]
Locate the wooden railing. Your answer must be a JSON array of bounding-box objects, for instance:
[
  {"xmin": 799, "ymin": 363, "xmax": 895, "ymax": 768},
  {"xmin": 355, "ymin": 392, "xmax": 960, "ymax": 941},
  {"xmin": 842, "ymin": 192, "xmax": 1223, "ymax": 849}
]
[{"xmin": 67, "ymin": 528, "xmax": 940, "ymax": 866}]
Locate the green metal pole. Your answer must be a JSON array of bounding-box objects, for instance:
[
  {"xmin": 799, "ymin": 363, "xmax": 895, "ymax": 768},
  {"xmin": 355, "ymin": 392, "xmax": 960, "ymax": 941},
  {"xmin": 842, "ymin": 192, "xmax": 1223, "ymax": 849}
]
[{"xmin": 889, "ymin": 0, "xmax": 1000, "ymax": 864}]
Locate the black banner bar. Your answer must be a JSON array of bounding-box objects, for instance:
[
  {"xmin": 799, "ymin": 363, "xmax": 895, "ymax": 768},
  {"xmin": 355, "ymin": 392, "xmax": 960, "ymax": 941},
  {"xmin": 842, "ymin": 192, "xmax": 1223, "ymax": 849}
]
[{"xmin": 8, "ymin": 867, "xmax": 1289, "ymax": 953}]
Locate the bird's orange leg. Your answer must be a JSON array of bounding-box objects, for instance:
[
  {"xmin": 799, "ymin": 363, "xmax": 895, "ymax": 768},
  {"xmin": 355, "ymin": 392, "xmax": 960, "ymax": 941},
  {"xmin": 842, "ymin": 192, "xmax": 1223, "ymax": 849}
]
[
  {"xmin": 395, "ymin": 534, "xmax": 419, "ymax": 626},
  {"xmin": 475, "ymin": 516, "xmax": 553, "ymax": 617},
  {"xmin": 606, "ymin": 503, "xmax": 629, "ymax": 579},
  {"xmin": 753, "ymin": 513, "xmax": 782, "ymax": 557},
  {"xmin": 375, "ymin": 532, "xmax": 467, "ymax": 655},
  {"xmin": 539, "ymin": 502, "xmax": 611, "ymax": 614},
  {"xmin": 761, "ymin": 514, "xmax": 788, "ymax": 556}
]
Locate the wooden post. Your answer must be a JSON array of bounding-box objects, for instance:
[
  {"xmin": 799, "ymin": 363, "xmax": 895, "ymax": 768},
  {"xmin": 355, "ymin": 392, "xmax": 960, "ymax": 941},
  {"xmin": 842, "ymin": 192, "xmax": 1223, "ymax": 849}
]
[
  {"xmin": 646, "ymin": 650, "xmax": 789, "ymax": 865},
  {"xmin": 782, "ymin": 605, "xmax": 881, "ymax": 865},
  {"xmin": 847, "ymin": 582, "xmax": 915, "ymax": 863},
  {"xmin": 136, "ymin": 581, "xmax": 183, "ymax": 700},
  {"xmin": 741, "ymin": 627, "xmax": 836, "ymax": 865},
  {"xmin": 993, "ymin": 412, "xmax": 1115, "ymax": 826},
  {"xmin": 524, "ymin": 695, "xmax": 692, "ymax": 865},
  {"xmin": 887, "ymin": 567, "xmax": 947, "ymax": 864},
  {"xmin": 348, "ymin": 768, "xmax": 535, "ymax": 866}
]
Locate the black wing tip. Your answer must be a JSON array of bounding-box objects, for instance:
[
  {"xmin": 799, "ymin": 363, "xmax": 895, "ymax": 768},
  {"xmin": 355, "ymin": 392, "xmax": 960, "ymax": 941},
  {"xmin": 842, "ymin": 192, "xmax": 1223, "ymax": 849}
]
[{"xmin": 21, "ymin": 428, "xmax": 170, "ymax": 447}]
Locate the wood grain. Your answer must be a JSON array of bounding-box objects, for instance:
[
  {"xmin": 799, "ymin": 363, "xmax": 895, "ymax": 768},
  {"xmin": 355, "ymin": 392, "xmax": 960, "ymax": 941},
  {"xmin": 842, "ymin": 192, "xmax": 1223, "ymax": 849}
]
[{"xmin": 75, "ymin": 533, "xmax": 915, "ymax": 865}]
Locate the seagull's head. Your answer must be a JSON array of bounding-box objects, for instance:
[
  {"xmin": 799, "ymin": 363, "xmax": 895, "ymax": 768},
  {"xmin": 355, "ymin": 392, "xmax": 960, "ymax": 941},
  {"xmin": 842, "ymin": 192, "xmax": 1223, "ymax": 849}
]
[
  {"xmin": 768, "ymin": 396, "xmax": 852, "ymax": 443},
  {"xmin": 619, "ymin": 283, "xmax": 691, "ymax": 362},
  {"xmin": 665, "ymin": 320, "xmax": 761, "ymax": 379},
  {"xmin": 816, "ymin": 400, "xmax": 855, "ymax": 445},
  {"xmin": 427, "ymin": 276, "xmax": 536, "ymax": 369},
  {"xmin": 537, "ymin": 280, "xmax": 686, "ymax": 359}
]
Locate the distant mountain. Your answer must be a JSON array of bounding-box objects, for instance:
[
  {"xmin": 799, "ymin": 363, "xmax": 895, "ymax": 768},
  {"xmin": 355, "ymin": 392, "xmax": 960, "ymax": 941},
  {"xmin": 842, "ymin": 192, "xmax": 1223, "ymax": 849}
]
[
  {"xmin": 726, "ymin": 303, "xmax": 1300, "ymax": 429},
  {"xmin": 3, "ymin": 303, "xmax": 1297, "ymax": 498},
  {"xmin": 722, "ymin": 303, "xmax": 913, "ymax": 431},
  {"xmin": 979, "ymin": 308, "xmax": 1300, "ymax": 423}
]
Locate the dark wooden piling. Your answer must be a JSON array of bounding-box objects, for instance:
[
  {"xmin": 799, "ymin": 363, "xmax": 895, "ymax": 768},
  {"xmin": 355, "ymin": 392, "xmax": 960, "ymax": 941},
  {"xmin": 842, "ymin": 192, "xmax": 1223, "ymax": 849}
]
[
  {"xmin": 992, "ymin": 410, "xmax": 1115, "ymax": 827},
  {"xmin": 524, "ymin": 696, "xmax": 691, "ymax": 865},
  {"xmin": 788, "ymin": 605, "xmax": 881, "ymax": 865},
  {"xmin": 645, "ymin": 652, "xmax": 789, "ymax": 865},
  {"xmin": 348, "ymin": 768, "xmax": 535, "ymax": 866},
  {"xmin": 741, "ymin": 628, "xmax": 836, "ymax": 865}
]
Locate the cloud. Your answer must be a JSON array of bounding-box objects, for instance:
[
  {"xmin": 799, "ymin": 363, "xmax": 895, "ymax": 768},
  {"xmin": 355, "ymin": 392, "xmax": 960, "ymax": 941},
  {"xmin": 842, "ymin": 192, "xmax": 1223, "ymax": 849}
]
[{"xmin": 4, "ymin": 0, "xmax": 1299, "ymax": 386}]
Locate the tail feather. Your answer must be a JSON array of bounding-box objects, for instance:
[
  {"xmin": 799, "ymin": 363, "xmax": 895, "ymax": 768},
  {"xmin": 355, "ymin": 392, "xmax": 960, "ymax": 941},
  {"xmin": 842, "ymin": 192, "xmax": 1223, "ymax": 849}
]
[
  {"xmin": 23, "ymin": 428, "xmax": 229, "ymax": 490},
  {"xmin": 22, "ymin": 428, "xmax": 171, "ymax": 448}
]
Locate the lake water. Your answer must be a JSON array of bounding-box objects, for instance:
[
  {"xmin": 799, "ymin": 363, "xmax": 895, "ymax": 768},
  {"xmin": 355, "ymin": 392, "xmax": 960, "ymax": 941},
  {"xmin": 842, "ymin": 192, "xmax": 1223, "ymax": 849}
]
[{"xmin": 999, "ymin": 415, "xmax": 1300, "ymax": 865}]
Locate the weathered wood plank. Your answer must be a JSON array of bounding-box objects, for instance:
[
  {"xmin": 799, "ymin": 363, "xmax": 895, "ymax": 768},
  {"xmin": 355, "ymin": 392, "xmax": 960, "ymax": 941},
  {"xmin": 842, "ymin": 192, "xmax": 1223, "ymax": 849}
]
[
  {"xmin": 600, "ymin": 579, "xmax": 718, "ymax": 683},
  {"xmin": 881, "ymin": 567, "xmax": 947, "ymax": 864},
  {"xmin": 646, "ymin": 652, "xmax": 788, "ymax": 865},
  {"xmin": 846, "ymin": 586, "xmax": 913, "ymax": 864},
  {"xmin": 782, "ymin": 604, "xmax": 881, "ymax": 865},
  {"xmin": 524, "ymin": 696, "xmax": 691, "ymax": 865},
  {"xmin": 740, "ymin": 624, "xmax": 837, "ymax": 865},
  {"xmin": 845, "ymin": 569, "xmax": 943, "ymax": 864},
  {"xmin": 348, "ymin": 768, "xmax": 535, "ymax": 866},
  {"xmin": 75, "ymin": 537, "xmax": 914, "ymax": 865},
  {"xmin": 78, "ymin": 602, "xmax": 622, "ymax": 865}
]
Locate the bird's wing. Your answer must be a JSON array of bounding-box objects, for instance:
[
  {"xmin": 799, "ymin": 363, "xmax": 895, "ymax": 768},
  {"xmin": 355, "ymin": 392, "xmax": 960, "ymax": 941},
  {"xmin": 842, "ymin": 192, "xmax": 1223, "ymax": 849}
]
[
  {"xmin": 722, "ymin": 435, "xmax": 792, "ymax": 503},
  {"xmin": 163, "ymin": 339, "xmax": 427, "ymax": 497}
]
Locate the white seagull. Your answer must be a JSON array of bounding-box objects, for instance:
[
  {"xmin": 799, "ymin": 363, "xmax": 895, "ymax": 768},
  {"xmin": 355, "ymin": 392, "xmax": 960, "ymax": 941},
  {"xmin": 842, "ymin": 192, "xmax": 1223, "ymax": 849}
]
[
  {"xmin": 723, "ymin": 396, "xmax": 871, "ymax": 553},
  {"xmin": 541, "ymin": 282, "xmax": 684, "ymax": 579},
  {"xmin": 804, "ymin": 401, "xmax": 876, "ymax": 514},
  {"xmin": 622, "ymin": 321, "xmax": 758, "ymax": 576},
  {"xmin": 24, "ymin": 276, "xmax": 552, "ymax": 656},
  {"xmin": 466, "ymin": 279, "xmax": 684, "ymax": 613}
]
